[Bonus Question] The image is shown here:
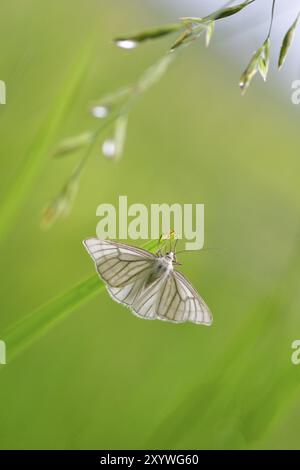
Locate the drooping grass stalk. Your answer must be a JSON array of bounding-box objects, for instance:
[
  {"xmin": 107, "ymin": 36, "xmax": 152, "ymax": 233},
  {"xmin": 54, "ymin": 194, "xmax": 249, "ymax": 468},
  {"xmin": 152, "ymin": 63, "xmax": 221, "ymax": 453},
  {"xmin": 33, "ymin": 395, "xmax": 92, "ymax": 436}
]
[
  {"xmin": 0, "ymin": 38, "xmax": 94, "ymax": 242},
  {"xmin": 42, "ymin": 107, "xmax": 128, "ymax": 227},
  {"xmin": 43, "ymin": 53, "xmax": 176, "ymax": 226},
  {"xmin": 45, "ymin": 2, "xmax": 259, "ymax": 228},
  {"xmin": 0, "ymin": 240, "xmax": 158, "ymax": 364}
]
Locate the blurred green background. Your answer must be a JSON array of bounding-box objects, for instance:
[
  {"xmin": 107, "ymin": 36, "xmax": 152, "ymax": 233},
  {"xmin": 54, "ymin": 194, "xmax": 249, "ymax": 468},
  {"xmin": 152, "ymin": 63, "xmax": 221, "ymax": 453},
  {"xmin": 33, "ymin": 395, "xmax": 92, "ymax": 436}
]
[{"xmin": 1, "ymin": 0, "xmax": 300, "ymax": 450}]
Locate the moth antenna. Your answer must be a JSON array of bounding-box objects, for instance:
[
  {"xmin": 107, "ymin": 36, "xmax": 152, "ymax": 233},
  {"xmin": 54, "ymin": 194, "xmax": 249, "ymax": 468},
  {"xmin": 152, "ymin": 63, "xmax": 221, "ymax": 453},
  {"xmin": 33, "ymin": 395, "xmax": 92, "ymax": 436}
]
[{"xmin": 175, "ymin": 247, "xmax": 221, "ymax": 255}]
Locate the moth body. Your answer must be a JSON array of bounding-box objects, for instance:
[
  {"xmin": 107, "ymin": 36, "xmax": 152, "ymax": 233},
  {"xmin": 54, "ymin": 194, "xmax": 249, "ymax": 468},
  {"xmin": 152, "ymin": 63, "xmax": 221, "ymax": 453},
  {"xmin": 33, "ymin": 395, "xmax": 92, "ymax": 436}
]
[{"xmin": 154, "ymin": 252, "xmax": 174, "ymax": 275}]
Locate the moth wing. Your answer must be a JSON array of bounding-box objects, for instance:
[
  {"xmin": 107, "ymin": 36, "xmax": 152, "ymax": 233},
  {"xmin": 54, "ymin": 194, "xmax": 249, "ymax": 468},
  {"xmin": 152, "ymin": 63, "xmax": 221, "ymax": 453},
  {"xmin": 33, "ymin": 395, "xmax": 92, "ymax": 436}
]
[
  {"xmin": 155, "ymin": 270, "xmax": 213, "ymax": 325},
  {"xmin": 108, "ymin": 276, "xmax": 164, "ymax": 320},
  {"xmin": 83, "ymin": 238, "xmax": 155, "ymax": 288}
]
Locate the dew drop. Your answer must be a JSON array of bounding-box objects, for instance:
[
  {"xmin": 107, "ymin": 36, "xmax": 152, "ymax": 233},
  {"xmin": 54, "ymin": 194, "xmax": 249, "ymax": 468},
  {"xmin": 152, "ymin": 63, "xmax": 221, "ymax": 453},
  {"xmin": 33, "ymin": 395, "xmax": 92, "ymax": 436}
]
[
  {"xmin": 91, "ymin": 105, "xmax": 109, "ymax": 119},
  {"xmin": 102, "ymin": 139, "xmax": 117, "ymax": 159},
  {"xmin": 115, "ymin": 40, "xmax": 138, "ymax": 50}
]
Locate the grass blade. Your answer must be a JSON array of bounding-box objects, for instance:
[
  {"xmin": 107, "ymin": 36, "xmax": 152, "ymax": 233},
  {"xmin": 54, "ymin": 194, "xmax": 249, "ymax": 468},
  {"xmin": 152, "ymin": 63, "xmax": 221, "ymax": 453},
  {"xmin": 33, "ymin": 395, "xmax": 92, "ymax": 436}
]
[
  {"xmin": 146, "ymin": 233, "xmax": 300, "ymax": 448},
  {"xmin": 1, "ymin": 240, "xmax": 158, "ymax": 363},
  {"xmin": 0, "ymin": 38, "xmax": 93, "ymax": 242},
  {"xmin": 2, "ymin": 275, "xmax": 102, "ymax": 362}
]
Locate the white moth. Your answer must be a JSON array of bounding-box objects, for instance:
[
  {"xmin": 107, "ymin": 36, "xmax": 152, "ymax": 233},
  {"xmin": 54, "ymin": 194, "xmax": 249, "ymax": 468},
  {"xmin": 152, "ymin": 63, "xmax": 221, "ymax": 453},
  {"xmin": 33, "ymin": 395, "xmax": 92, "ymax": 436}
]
[{"xmin": 83, "ymin": 238, "xmax": 213, "ymax": 325}]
